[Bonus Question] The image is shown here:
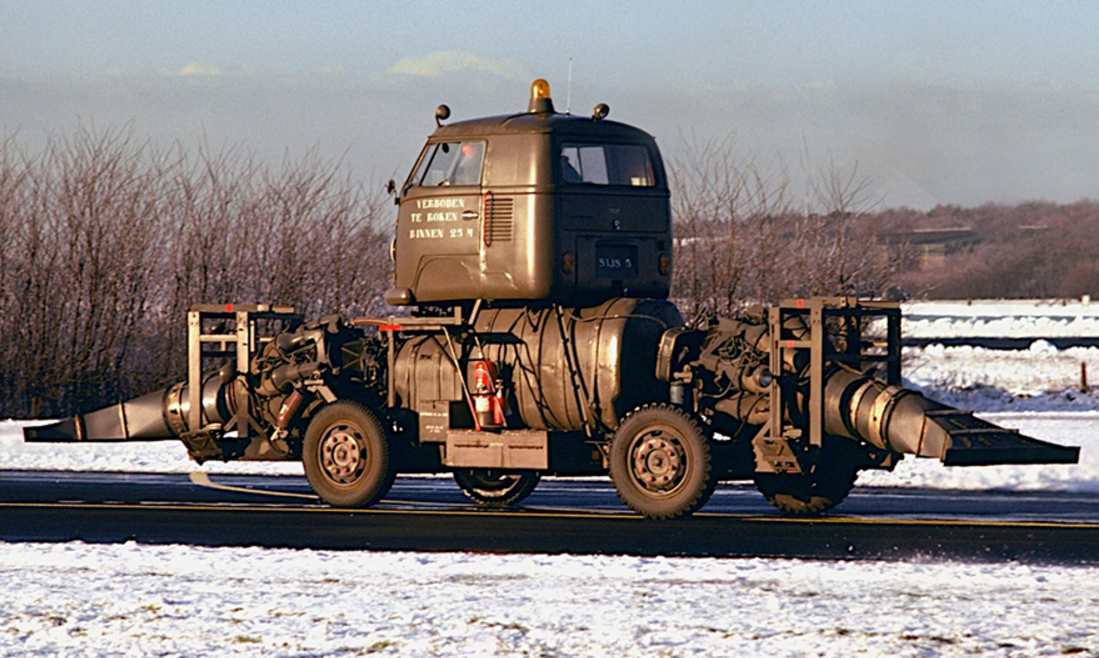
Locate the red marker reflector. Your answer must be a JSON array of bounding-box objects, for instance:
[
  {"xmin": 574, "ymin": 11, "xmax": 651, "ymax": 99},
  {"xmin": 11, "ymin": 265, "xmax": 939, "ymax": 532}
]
[
  {"xmin": 226, "ymin": 304, "xmax": 234, "ymax": 312},
  {"xmin": 787, "ymin": 340, "xmax": 795, "ymax": 349},
  {"xmin": 379, "ymin": 324, "xmax": 403, "ymax": 332},
  {"xmin": 796, "ymin": 299, "xmax": 804, "ymax": 309}
]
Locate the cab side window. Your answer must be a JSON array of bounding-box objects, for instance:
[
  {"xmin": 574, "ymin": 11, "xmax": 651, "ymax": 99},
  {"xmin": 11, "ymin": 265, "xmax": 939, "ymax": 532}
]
[
  {"xmin": 559, "ymin": 143, "xmax": 655, "ymax": 187},
  {"xmin": 415, "ymin": 141, "xmax": 485, "ymax": 187}
]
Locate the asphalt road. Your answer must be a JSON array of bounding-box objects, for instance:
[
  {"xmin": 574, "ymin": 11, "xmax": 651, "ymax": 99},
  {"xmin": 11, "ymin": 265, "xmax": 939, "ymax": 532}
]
[{"xmin": 2, "ymin": 470, "xmax": 1098, "ymax": 564}]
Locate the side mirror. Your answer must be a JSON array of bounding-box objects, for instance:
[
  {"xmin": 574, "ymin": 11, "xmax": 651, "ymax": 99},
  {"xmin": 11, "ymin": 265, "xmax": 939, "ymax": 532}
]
[{"xmin": 386, "ymin": 179, "xmax": 396, "ymax": 195}]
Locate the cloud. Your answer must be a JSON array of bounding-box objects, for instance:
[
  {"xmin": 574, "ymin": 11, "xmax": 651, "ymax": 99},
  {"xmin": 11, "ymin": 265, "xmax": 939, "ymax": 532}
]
[
  {"xmin": 99, "ymin": 63, "xmax": 223, "ymax": 77},
  {"xmin": 103, "ymin": 66, "xmax": 143, "ymax": 76},
  {"xmin": 388, "ymin": 51, "xmax": 526, "ymax": 79},
  {"xmin": 177, "ymin": 62, "xmax": 222, "ymax": 77}
]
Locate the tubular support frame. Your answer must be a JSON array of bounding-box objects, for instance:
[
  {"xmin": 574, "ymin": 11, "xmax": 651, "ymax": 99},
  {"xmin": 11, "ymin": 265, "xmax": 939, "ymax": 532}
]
[
  {"xmin": 766, "ymin": 297, "xmax": 901, "ymax": 451},
  {"xmin": 186, "ymin": 304, "xmax": 301, "ymax": 441}
]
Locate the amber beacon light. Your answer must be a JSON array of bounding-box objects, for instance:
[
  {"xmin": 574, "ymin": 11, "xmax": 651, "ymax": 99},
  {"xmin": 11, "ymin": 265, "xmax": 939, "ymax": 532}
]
[
  {"xmin": 527, "ymin": 78, "xmax": 555, "ymax": 113},
  {"xmin": 531, "ymin": 78, "xmax": 551, "ymax": 100}
]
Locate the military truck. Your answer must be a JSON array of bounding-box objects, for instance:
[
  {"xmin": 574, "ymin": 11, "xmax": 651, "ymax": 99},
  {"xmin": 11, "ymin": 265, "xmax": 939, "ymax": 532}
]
[{"xmin": 25, "ymin": 80, "xmax": 1079, "ymax": 518}]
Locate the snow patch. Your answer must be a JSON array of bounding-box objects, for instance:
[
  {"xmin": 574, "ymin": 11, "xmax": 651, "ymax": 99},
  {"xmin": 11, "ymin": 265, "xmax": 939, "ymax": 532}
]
[{"xmin": 1, "ymin": 542, "xmax": 1097, "ymax": 658}]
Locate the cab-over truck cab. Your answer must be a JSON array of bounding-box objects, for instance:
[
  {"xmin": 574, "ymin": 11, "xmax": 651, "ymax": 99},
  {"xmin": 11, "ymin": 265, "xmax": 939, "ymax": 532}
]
[{"xmin": 387, "ymin": 79, "xmax": 673, "ymax": 307}]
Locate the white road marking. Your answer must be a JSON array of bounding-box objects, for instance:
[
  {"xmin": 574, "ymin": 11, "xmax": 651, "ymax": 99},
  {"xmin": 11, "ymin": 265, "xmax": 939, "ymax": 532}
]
[{"xmin": 188, "ymin": 472, "xmax": 318, "ymax": 500}]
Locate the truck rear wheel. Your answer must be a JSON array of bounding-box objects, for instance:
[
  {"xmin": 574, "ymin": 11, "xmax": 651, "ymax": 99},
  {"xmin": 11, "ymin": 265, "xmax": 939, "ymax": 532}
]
[
  {"xmin": 753, "ymin": 439, "xmax": 859, "ymax": 516},
  {"xmin": 452, "ymin": 469, "xmax": 540, "ymax": 507},
  {"xmin": 609, "ymin": 403, "xmax": 716, "ymax": 519},
  {"xmin": 303, "ymin": 401, "xmax": 395, "ymax": 508}
]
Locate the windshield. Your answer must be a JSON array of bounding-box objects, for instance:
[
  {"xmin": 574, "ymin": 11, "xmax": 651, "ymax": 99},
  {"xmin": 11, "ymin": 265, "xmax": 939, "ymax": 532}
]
[{"xmin": 413, "ymin": 141, "xmax": 485, "ymax": 187}]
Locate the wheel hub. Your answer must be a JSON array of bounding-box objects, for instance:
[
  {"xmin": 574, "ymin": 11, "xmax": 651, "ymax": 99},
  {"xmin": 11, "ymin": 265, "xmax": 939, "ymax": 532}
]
[
  {"xmin": 320, "ymin": 425, "xmax": 364, "ymax": 482},
  {"xmin": 465, "ymin": 470, "xmax": 516, "ymax": 492},
  {"xmin": 630, "ymin": 432, "xmax": 686, "ymax": 491}
]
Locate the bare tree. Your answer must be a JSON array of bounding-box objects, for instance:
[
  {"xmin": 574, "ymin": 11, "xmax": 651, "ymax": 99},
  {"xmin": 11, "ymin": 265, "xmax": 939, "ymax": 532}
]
[
  {"xmin": 668, "ymin": 132, "xmax": 795, "ymax": 323},
  {"xmin": 666, "ymin": 134, "xmax": 896, "ymax": 326},
  {"xmin": 0, "ymin": 126, "xmax": 395, "ymax": 418},
  {"xmin": 787, "ymin": 147, "xmax": 892, "ymax": 298}
]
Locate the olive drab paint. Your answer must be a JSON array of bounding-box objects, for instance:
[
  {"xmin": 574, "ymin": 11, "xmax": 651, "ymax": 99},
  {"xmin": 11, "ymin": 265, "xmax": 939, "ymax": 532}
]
[{"xmin": 388, "ymin": 80, "xmax": 672, "ymax": 306}]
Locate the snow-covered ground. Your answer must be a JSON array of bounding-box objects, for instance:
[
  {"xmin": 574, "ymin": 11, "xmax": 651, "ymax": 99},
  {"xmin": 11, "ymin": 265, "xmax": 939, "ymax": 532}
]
[
  {"xmin": 2, "ymin": 543, "xmax": 1098, "ymax": 658},
  {"xmin": 903, "ymin": 299, "xmax": 1099, "ymax": 406},
  {"xmin": 3, "ymin": 300, "xmax": 1099, "ymax": 657},
  {"xmin": 903, "ymin": 298, "xmax": 1099, "ymax": 338}
]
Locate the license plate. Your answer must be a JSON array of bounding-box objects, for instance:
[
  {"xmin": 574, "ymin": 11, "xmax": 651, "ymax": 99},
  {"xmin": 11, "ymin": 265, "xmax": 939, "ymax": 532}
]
[{"xmin": 595, "ymin": 245, "xmax": 638, "ymax": 278}]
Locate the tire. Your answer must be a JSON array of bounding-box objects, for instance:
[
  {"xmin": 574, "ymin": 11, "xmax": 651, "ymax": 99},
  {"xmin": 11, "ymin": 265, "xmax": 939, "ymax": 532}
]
[
  {"xmin": 609, "ymin": 403, "xmax": 716, "ymax": 519},
  {"xmin": 303, "ymin": 401, "xmax": 395, "ymax": 508},
  {"xmin": 753, "ymin": 438, "xmax": 859, "ymax": 516},
  {"xmin": 452, "ymin": 469, "xmax": 541, "ymax": 507}
]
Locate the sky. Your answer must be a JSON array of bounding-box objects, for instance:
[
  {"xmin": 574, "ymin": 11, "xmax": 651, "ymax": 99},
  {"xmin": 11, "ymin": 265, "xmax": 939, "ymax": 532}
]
[{"xmin": 1, "ymin": 1, "xmax": 1097, "ymax": 209}]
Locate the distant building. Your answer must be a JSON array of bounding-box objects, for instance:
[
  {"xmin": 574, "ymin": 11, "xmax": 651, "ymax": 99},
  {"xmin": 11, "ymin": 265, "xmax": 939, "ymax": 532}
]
[{"xmin": 879, "ymin": 227, "xmax": 979, "ymax": 269}]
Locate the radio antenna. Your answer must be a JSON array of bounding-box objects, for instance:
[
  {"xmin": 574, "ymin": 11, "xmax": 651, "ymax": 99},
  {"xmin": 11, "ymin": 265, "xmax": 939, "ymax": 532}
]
[{"xmin": 566, "ymin": 58, "xmax": 573, "ymax": 115}]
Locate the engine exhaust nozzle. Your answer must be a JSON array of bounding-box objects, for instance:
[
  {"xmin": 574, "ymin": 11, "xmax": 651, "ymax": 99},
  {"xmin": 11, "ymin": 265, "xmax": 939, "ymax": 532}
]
[
  {"xmin": 23, "ymin": 371, "xmax": 236, "ymax": 444},
  {"xmin": 823, "ymin": 368, "xmax": 1079, "ymax": 465}
]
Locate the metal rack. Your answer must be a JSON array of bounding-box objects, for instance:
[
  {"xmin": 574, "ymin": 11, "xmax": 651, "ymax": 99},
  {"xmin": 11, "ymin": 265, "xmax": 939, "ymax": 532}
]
[
  {"xmin": 186, "ymin": 304, "xmax": 301, "ymax": 440},
  {"xmin": 767, "ymin": 296, "xmax": 900, "ymax": 449}
]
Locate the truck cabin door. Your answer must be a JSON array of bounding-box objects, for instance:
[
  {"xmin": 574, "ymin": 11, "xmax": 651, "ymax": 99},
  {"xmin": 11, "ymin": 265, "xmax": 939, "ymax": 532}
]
[{"xmin": 394, "ymin": 140, "xmax": 486, "ymax": 304}]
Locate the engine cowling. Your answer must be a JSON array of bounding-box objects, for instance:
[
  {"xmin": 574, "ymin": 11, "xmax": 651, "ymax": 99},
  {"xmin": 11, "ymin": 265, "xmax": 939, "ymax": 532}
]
[{"xmin": 391, "ymin": 297, "xmax": 682, "ymax": 432}]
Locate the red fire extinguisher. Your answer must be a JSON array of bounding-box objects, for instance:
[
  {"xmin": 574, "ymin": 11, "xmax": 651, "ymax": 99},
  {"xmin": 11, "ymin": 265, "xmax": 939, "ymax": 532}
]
[{"xmin": 471, "ymin": 359, "xmax": 505, "ymax": 430}]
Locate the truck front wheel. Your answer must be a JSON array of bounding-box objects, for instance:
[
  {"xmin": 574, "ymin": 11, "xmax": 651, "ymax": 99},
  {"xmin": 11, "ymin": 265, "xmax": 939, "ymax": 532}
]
[
  {"xmin": 303, "ymin": 401, "xmax": 395, "ymax": 508},
  {"xmin": 609, "ymin": 403, "xmax": 716, "ymax": 519}
]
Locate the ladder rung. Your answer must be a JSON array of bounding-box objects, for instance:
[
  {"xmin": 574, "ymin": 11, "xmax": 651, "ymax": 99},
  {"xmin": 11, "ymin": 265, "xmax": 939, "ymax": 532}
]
[{"xmin": 199, "ymin": 334, "xmax": 238, "ymax": 342}]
